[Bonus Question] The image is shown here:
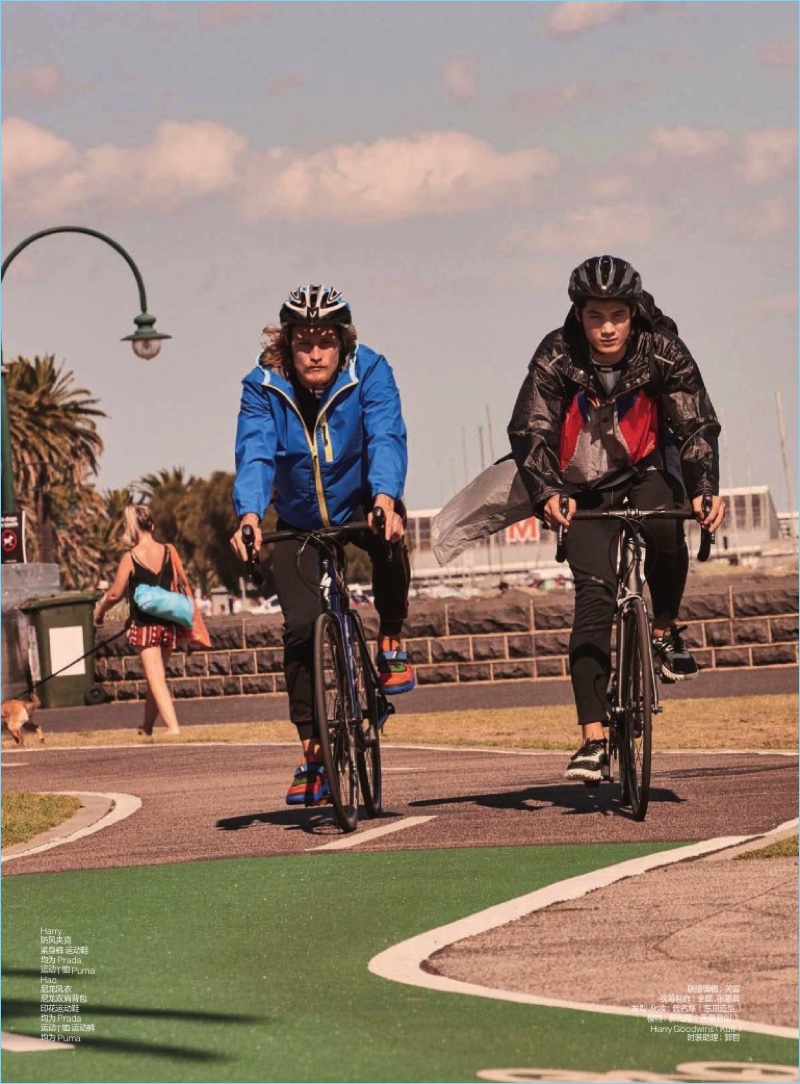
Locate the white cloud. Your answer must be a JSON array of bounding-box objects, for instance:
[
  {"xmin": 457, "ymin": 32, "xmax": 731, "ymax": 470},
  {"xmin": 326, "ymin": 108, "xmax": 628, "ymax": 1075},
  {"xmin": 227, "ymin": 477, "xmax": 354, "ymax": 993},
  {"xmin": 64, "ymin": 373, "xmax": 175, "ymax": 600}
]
[
  {"xmin": 547, "ymin": 2, "xmax": 654, "ymax": 38},
  {"xmin": 511, "ymin": 78, "xmax": 650, "ymax": 118},
  {"xmin": 724, "ymin": 197, "xmax": 794, "ymax": 240},
  {"xmin": 1, "ymin": 117, "xmax": 77, "ymax": 186},
  {"xmin": 738, "ymin": 128, "xmax": 798, "ymax": 184},
  {"xmin": 199, "ymin": 2, "xmax": 272, "ymax": 28},
  {"xmin": 3, "ymin": 120, "xmax": 559, "ymax": 224},
  {"xmin": 757, "ymin": 41, "xmax": 798, "ymax": 69},
  {"xmin": 3, "ymin": 63, "xmax": 84, "ymax": 105},
  {"xmin": 2, "ymin": 118, "xmax": 247, "ymax": 214},
  {"xmin": 591, "ymin": 175, "xmax": 634, "ymax": 200},
  {"xmin": 649, "ymin": 126, "xmax": 731, "ymax": 158},
  {"xmin": 441, "ymin": 56, "xmax": 479, "ymax": 102},
  {"xmin": 263, "ymin": 71, "xmax": 306, "ymax": 98},
  {"xmin": 531, "ymin": 204, "xmax": 653, "ymax": 251},
  {"xmin": 241, "ymin": 132, "xmax": 559, "ymax": 223}
]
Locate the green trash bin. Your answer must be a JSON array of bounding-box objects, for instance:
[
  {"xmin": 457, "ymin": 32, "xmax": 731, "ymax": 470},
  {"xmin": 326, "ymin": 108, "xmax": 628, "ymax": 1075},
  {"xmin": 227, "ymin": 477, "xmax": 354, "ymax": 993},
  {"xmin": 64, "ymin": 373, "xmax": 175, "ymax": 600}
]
[{"xmin": 18, "ymin": 591, "xmax": 102, "ymax": 708}]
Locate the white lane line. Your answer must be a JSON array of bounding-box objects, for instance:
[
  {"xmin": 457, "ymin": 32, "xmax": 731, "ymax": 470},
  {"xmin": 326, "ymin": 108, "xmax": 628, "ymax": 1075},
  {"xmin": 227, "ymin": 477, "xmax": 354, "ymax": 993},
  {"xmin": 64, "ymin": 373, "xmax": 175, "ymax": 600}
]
[
  {"xmin": 2, "ymin": 791, "xmax": 142, "ymax": 863},
  {"xmin": 1, "ymin": 762, "xmax": 28, "ymax": 767},
  {"xmin": 1, "ymin": 1031, "xmax": 74, "ymax": 1052},
  {"xmin": 311, "ymin": 816, "xmax": 436, "ymax": 851},
  {"xmin": 368, "ymin": 821, "xmax": 800, "ymax": 1041}
]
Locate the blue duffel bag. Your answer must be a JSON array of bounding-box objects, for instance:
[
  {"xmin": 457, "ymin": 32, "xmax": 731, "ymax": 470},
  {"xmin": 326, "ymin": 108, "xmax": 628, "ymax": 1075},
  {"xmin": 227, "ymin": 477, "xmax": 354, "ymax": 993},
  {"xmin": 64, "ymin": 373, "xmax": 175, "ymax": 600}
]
[{"xmin": 133, "ymin": 584, "xmax": 194, "ymax": 629}]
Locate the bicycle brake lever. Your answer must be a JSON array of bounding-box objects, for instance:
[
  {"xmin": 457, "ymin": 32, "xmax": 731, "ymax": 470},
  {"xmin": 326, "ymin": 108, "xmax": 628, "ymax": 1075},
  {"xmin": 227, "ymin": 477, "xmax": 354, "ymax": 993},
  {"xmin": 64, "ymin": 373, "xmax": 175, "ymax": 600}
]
[
  {"xmin": 555, "ymin": 494, "xmax": 570, "ymax": 564},
  {"xmin": 697, "ymin": 494, "xmax": 715, "ymax": 563},
  {"xmin": 371, "ymin": 506, "xmax": 393, "ymax": 563},
  {"xmin": 241, "ymin": 524, "xmax": 265, "ymax": 586}
]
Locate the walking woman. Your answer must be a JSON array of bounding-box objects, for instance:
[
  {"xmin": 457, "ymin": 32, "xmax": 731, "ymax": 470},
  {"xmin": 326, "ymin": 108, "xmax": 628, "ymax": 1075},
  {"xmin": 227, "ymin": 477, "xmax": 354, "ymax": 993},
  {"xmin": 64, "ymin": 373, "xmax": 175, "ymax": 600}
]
[{"xmin": 94, "ymin": 504, "xmax": 181, "ymax": 736}]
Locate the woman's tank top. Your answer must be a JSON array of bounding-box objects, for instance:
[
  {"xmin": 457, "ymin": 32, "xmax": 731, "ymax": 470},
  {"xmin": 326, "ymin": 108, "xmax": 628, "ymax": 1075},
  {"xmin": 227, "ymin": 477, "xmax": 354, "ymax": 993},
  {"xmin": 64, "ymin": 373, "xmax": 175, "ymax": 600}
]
[{"xmin": 128, "ymin": 547, "xmax": 175, "ymax": 626}]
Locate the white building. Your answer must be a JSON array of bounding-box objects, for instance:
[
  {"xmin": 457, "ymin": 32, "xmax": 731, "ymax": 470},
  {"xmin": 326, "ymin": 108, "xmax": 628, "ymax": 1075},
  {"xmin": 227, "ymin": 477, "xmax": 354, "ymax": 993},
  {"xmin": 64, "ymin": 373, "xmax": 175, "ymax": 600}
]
[
  {"xmin": 407, "ymin": 507, "xmax": 563, "ymax": 586},
  {"xmin": 409, "ymin": 484, "xmax": 796, "ymax": 585}
]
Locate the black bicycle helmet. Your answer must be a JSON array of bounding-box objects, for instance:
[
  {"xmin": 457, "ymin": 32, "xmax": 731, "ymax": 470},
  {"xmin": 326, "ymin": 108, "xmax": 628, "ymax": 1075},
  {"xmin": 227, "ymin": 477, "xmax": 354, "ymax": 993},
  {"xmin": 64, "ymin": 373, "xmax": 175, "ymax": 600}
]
[
  {"xmin": 279, "ymin": 284, "xmax": 352, "ymax": 326},
  {"xmin": 568, "ymin": 255, "xmax": 643, "ymax": 304}
]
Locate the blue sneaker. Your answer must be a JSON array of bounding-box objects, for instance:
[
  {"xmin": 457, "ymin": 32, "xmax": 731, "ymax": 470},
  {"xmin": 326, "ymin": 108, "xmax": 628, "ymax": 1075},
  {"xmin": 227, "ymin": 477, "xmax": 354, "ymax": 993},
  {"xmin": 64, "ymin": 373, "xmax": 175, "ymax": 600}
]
[{"xmin": 285, "ymin": 762, "xmax": 330, "ymax": 806}]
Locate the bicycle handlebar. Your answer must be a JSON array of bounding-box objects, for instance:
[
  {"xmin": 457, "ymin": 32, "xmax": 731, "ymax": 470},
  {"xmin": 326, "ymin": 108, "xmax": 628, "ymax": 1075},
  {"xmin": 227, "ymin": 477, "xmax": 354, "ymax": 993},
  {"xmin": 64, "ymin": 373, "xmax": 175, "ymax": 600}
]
[
  {"xmin": 241, "ymin": 523, "xmax": 265, "ymax": 586},
  {"xmin": 259, "ymin": 520, "xmax": 372, "ymax": 546},
  {"xmin": 554, "ymin": 496, "xmax": 716, "ymax": 564}
]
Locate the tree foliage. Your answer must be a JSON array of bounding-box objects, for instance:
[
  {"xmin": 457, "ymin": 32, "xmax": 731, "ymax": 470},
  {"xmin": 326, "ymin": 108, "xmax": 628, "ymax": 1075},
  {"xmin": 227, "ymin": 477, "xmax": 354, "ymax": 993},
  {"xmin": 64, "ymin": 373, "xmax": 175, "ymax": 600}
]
[
  {"xmin": 6, "ymin": 355, "xmax": 106, "ymax": 585},
  {"xmin": 131, "ymin": 467, "xmax": 277, "ymax": 595}
]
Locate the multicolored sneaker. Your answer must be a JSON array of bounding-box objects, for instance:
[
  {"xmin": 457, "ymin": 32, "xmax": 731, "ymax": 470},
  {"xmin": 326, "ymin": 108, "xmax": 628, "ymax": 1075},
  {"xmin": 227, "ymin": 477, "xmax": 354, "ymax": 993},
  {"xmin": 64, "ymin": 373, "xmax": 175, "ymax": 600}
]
[
  {"xmin": 285, "ymin": 762, "xmax": 331, "ymax": 806},
  {"xmin": 376, "ymin": 646, "xmax": 416, "ymax": 695}
]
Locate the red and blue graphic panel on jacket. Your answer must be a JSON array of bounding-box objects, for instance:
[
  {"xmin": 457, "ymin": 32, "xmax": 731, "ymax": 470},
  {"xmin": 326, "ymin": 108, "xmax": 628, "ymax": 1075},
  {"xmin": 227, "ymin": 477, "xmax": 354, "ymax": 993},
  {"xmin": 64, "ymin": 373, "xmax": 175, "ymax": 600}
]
[{"xmin": 560, "ymin": 388, "xmax": 659, "ymax": 480}]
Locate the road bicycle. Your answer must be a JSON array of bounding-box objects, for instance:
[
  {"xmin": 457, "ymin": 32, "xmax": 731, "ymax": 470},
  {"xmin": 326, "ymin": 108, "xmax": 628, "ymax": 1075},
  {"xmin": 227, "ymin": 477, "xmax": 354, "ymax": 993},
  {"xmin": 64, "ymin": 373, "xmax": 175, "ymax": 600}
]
[
  {"xmin": 556, "ymin": 497, "xmax": 714, "ymax": 820},
  {"xmin": 242, "ymin": 513, "xmax": 394, "ymax": 833}
]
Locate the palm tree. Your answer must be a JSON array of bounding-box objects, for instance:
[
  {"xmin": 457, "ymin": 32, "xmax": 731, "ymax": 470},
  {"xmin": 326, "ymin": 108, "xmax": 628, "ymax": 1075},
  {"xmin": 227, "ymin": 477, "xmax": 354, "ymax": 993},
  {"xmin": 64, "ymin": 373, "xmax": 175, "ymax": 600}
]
[{"xmin": 6, "ymin": 354, "xmax": 105, "ymax": 573}]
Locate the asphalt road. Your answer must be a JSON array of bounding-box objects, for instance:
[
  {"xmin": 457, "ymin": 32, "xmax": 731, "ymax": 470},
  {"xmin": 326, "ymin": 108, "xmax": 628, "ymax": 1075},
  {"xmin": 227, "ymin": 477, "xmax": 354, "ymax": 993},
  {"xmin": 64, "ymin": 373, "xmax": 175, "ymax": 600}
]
[
  {"xmin": 33, "ymin": 665, "xmax": 799, "ymax": 733},
  {"xmin": 3, "ymin": 743, "xmax": 797, "ymax": 875}
]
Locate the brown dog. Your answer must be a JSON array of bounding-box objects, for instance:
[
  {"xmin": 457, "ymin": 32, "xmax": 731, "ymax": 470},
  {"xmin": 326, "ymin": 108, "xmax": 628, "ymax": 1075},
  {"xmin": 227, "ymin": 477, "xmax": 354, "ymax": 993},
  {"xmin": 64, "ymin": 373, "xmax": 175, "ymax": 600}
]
[{"xmin": 2, "ymin": 692, "xmax": 43, "ymax": 746}]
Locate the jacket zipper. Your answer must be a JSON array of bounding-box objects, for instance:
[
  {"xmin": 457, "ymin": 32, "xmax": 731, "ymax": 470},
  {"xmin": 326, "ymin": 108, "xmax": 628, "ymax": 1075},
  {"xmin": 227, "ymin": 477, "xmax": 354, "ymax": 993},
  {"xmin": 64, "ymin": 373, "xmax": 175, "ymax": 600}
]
[
  {"xmin": 317, "ymin": 377, "xmax": 357, "ymax": 464},
  {"xmin": 267, "ymin": 386, "xmax": 332, "ymax": 527}
]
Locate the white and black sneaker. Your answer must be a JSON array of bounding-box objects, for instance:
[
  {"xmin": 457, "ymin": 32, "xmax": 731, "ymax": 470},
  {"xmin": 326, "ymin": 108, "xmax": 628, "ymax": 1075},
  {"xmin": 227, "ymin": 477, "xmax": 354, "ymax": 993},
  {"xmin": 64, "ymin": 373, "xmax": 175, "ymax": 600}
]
[
  {"xmin": 652, "ymin": 624, "xmax": 698, "ymax": 683},
  {"xmin": 565, "ymin": 739, "xmax": 608, "ymax": 782}
]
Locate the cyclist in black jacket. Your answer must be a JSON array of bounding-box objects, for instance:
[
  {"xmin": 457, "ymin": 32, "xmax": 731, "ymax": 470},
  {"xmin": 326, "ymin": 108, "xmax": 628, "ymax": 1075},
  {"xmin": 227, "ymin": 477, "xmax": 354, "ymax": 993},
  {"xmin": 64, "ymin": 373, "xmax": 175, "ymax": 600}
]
[{"xmin": 508, "ymin": 255, "xmax": 726, "ymax": 781}]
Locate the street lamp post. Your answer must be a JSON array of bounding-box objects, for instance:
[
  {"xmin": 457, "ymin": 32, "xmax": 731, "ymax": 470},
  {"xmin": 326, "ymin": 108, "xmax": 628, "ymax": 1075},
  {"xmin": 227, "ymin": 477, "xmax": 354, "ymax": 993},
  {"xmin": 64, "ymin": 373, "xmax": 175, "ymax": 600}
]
[{"xmin": 1, "ymin": 225, "xmax": 172, "ymax": 523}]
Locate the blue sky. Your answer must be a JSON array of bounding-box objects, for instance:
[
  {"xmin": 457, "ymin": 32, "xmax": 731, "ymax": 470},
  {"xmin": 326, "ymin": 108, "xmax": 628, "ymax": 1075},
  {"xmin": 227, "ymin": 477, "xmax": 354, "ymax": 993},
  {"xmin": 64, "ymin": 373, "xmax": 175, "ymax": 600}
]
[{"xmin": 2, "ymin": 1, "xmax": 797, "ymax": 514}]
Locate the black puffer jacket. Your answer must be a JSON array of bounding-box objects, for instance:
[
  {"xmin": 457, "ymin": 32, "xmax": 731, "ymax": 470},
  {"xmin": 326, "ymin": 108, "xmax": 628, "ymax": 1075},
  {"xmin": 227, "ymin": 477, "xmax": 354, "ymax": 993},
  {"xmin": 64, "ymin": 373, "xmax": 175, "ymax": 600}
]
[{"xmin": 507, "ymin": 308, "xmax": 721, "ymax": 516}]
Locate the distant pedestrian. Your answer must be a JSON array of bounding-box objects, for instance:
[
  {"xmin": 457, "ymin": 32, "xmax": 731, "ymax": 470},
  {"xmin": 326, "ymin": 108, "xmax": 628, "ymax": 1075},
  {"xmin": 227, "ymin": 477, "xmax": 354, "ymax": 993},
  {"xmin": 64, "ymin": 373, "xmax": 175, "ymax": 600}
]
[{"xmin": 94, "ymin": 505, "xmax": 181, "ymax": 737}]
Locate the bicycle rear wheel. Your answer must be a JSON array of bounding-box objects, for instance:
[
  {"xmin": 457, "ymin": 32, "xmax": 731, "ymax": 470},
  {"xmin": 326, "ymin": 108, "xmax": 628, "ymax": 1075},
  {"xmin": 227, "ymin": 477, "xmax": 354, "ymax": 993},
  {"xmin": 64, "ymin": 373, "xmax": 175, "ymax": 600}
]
[
  {"xmin": 314, "ymin": 613, "xmax": 358, "ymax": 832},
  {"xmin": 619, "ymin": 597, "xmax": 653, "ymax": 821},
  {"xmin": 350, "ymin": 614, "xmax": 383, "ymax": 817}
]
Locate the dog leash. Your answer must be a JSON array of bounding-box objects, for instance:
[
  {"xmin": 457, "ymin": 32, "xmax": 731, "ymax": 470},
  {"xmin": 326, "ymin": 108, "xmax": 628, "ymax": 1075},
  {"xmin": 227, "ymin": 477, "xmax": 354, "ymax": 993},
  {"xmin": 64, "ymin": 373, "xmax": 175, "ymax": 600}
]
[{"xmin": 6, "ymin": 627, "xmax": 127, "ymax": 703}]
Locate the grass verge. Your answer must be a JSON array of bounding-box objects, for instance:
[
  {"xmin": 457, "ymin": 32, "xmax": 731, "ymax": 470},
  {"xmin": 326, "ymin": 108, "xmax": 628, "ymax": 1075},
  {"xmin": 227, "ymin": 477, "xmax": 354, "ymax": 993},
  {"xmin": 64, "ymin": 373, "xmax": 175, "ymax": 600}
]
[
  {"xmin": 736, "ymin": 835, "xmax": 799, "ymax": 859},
  {"xmin": 2, "ymin": 792, "xmax": 82, "ymax": 847}
]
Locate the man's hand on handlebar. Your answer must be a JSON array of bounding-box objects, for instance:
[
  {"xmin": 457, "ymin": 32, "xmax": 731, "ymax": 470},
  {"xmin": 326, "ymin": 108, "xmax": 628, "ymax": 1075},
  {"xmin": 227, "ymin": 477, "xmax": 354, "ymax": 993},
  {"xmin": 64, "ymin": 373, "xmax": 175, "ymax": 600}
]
[
  {"xmin": 542, "ymin": 493, "xmax": 576, "ymax": 531},
  {"xmin": 230, "ymin": 514, "xmax": 262, "ymax": 563},
  {"xmin": 369, "ymin": 494, "xmax": 404, "ymax": 543},
  {"xmin": 692, "ymin": 494, "xmax": 726, "ymax": 533}
]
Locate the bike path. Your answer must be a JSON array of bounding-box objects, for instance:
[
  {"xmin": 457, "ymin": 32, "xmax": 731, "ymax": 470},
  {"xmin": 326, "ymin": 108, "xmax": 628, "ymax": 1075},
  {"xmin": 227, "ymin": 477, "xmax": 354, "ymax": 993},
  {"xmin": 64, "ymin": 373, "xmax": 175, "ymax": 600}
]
[{"xmin": 2, "ymin": 843, "xmax": 797, "ymax": 1083}]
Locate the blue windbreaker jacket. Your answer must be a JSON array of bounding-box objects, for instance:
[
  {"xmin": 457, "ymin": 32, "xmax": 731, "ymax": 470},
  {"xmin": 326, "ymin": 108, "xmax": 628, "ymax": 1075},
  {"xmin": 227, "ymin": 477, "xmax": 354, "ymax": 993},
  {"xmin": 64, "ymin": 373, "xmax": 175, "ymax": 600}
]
[{"xmin": 233, "ymin": 344, "xmax": 408, "ymax": 529}]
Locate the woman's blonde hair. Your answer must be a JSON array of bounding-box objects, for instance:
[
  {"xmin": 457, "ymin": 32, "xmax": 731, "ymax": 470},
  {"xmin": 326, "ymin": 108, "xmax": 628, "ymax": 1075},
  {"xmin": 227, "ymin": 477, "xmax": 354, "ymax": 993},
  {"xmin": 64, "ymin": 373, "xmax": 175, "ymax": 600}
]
[
  {"xmin": 122, "ymin": 504, "xmax": 155, "ymax": 548},
  {"xmin": 258, "ymin": 323, "xmax": 358, "ymax": 379}
]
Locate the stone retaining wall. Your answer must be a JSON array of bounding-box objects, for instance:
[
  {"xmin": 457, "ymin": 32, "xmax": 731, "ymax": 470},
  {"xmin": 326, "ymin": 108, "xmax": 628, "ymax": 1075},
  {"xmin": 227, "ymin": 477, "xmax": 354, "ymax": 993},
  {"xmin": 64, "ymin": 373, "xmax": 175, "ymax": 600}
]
[{"xmin": 93, "ymin": 574, "xmax": 798, "ymax": 702}]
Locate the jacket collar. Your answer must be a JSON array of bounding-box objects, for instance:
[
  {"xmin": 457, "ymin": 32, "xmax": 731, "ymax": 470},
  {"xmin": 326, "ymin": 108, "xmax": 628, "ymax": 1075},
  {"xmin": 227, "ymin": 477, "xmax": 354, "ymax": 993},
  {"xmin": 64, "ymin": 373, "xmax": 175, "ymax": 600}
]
[{"xmin": 259, "ymin": 349, "xmax": 359, "ymax": 404}]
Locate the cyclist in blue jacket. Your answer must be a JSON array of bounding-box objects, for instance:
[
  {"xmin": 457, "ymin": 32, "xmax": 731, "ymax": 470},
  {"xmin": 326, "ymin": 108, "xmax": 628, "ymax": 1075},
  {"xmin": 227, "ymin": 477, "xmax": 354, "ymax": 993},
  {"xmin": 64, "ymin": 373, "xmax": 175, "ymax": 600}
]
[{"xmin": 230, "ymin": 285, "xmax": 415, "ymax": 806}]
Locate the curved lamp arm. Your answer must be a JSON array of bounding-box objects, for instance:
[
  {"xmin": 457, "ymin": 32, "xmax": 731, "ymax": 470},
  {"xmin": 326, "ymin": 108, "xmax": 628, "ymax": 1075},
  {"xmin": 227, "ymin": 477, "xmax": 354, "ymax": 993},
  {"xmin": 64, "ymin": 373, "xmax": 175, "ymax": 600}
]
[{"xmin": 1, "ymin": 225, "xmax": 172, "ymax": 515}]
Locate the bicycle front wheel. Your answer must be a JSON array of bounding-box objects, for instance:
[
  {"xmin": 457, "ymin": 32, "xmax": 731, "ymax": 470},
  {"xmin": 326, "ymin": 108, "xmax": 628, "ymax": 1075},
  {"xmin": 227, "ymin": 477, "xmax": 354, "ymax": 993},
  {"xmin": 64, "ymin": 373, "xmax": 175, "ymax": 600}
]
[
  {"xmin": 314, "ymin": 613, "xmax": 358, "ymax": 832},
  {"xmin": 350, "ymin": 614, "xmax": 383, "ymax": 818},
  {"xmin": 619, "ymin": 597, "xmax": 653, "ymax": 821}
]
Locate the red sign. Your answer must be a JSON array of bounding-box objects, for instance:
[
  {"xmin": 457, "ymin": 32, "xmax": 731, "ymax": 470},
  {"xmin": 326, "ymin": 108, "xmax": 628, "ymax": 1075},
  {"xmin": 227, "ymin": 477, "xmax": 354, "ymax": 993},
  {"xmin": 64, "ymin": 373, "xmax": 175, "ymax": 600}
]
[
  {"xmin": 506, "ymin": 517, "xmax": 540, "ymax": 544},
  {"xmin": 1, "ymin": 512, "xmax": 26, "ymax": 563}
]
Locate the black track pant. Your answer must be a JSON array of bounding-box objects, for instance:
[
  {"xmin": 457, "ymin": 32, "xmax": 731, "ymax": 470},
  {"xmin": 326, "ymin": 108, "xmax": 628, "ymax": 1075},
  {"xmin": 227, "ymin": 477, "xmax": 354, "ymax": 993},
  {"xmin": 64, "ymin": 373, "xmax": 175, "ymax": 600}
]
[
  {"xmin": 565, "ymin": 469, "xmax": 689, "ymax": 726},
  {"xmin": 272, "ymin": 512, "xmax": 411, "ymax": 738}
]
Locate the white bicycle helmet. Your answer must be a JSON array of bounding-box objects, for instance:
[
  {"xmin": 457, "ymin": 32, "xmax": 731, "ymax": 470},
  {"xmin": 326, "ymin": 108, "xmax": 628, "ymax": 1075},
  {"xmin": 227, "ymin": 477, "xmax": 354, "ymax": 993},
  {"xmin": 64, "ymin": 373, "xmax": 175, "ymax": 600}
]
[{"xmin": 279, "ymin": 284, "xmax": 352, "ymax": 326}]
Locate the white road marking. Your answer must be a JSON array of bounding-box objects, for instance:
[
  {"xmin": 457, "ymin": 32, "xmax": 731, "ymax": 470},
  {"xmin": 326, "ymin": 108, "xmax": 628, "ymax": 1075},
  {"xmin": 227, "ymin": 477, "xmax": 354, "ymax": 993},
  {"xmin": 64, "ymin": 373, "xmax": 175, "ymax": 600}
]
[
  {"xmin": 2, "ymin": 791, "xmax": 142, "ymax": 863},
  {"xmin": 1, "ymin": 1031, "xmax": 74, "ymax": 1052},
  {"xmin": 369, "ymin": 819, "xmax": 800, "ymax": 1041},
  {"xmin": 1, "ymin": 761, "xmax": 28, "ymax": 767},
  {"xmin": 312, "ymin": 816, "xmax": 436, "ymax": 851}
]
